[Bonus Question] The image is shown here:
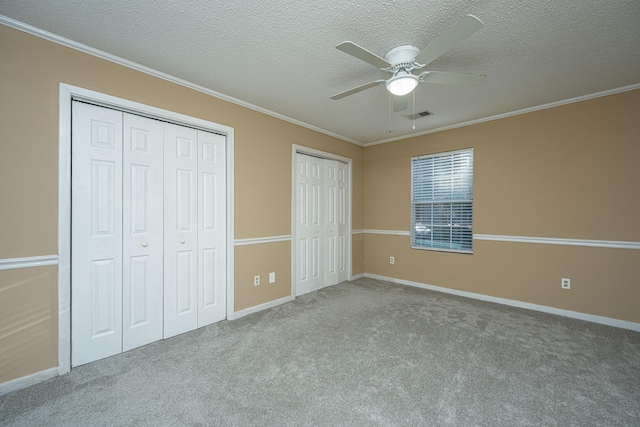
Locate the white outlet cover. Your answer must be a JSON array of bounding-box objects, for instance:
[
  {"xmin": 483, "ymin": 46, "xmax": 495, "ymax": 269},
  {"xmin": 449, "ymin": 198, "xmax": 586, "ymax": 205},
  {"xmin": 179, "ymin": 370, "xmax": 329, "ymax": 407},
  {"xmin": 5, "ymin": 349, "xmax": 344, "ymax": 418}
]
[{"xmin": 254, "ymin": 275, "xmax": 260, "ymax": 286}]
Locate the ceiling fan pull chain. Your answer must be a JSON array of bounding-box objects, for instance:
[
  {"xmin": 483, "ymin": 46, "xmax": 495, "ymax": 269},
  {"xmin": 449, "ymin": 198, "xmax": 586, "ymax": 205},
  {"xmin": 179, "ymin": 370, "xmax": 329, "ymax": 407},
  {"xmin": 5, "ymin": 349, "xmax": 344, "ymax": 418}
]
[
  {"xmin": 412, "ymin": 91, "xmax": 416, "ymax": 130},
  {"xmin": 388, "ymin": 93, "xmax": 392, "ymax": 133}
]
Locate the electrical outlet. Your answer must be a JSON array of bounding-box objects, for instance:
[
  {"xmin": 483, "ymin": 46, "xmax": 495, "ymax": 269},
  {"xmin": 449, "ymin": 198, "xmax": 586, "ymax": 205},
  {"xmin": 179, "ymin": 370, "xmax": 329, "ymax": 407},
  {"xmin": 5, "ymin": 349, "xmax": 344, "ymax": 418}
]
[
  {"xmin": 561, "ymin": 278, "xmax": 570, "ymax": 290},
  {"xmin": 254, "ymin": 275, "xmax": 260, "ymax": 286},
  {"xmin": 390, "ymin": 256, "xmax": 395, "ymax": 264},
  {"xmin": 269, "ymin": 272, "xmax": 276, "ymax": 283}
]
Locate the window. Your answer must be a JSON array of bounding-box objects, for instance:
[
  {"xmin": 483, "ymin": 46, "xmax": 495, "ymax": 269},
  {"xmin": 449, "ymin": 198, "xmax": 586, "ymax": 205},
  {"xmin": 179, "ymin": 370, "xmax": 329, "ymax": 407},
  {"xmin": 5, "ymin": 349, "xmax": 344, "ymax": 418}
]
[{"xmin": 411, "ymin": 148, "xmax": 473, "ymax": 253}]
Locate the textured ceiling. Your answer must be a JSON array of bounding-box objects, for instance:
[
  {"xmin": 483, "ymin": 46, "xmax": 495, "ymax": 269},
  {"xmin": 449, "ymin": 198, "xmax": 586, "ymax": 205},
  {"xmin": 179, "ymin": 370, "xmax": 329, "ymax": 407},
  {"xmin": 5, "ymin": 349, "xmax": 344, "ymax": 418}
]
[{"xmin": 1, "ymin": 0, "xmax": 639, "ymax": 145}]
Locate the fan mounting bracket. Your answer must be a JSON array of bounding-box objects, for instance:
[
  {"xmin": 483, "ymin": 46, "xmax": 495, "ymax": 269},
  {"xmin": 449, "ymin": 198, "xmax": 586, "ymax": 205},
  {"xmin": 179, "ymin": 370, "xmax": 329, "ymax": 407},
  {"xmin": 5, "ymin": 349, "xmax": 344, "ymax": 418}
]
[{"xmin": 417, "ymin": 71, "xmax": 431, "ymax": 82}]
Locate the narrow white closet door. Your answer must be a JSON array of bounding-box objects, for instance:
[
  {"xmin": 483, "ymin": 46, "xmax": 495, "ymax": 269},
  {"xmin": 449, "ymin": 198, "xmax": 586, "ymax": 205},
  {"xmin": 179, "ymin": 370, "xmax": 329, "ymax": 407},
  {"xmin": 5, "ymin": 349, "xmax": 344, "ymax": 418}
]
[
  {"xmin": 336, "ymin": 161, "xmax": 349, "ymax": 283},
  {"xmin": 197, "ymin": 130, "xmax": 227, "ymax": 327},
  {"xmin": 71, "ymin": 102, "xmax": 123, "ymax": 366},
  {"xmin": 324, "ymin": 160, "xmax": 339, "ymax": 287},
  {"xmin": 164, "ymin": 123, "xmax": 198, "ymax": 338},
  {"xmin": 295, "ymin": 153, "xmax": 324, "ymax": 296},
  {"xmin": 122, "ymin": 113, "xmax": 164, "ymax": 351}
]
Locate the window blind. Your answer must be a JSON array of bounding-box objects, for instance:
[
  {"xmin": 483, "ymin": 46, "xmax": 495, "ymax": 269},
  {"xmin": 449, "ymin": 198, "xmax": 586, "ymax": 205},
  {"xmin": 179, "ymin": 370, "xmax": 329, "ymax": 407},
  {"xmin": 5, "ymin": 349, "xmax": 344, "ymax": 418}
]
[{"xmin": 411, "ymin": 148, "xmax": 473, "ymax": 253}]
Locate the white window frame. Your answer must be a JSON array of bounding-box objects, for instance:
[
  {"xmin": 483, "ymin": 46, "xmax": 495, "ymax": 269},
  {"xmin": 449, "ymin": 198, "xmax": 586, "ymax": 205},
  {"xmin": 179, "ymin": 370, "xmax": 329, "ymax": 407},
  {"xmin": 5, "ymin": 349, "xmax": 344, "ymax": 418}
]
[{"xmin": 410, "ymin": 148, "xmax": 474, "ymax": 254}]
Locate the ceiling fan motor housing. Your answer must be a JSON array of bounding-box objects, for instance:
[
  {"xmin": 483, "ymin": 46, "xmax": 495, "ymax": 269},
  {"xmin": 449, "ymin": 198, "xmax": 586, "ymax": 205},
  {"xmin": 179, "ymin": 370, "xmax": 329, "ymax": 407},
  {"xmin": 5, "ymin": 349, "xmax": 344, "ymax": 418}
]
[{"xmin": 384, "ymin": 45, "xmax": 421, "ymax": 69}]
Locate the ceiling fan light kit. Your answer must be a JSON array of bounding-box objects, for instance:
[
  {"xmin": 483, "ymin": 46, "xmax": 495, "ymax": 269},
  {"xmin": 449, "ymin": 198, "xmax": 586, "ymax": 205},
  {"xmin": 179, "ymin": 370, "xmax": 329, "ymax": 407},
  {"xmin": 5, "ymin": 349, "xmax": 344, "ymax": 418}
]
[
  {"xmin": 331, "ymin": 15, "xmax": 486, "ymax": 110},
  {"xmin": 386, "ymin": 71, "xmax": 419, "ymax": 96}
]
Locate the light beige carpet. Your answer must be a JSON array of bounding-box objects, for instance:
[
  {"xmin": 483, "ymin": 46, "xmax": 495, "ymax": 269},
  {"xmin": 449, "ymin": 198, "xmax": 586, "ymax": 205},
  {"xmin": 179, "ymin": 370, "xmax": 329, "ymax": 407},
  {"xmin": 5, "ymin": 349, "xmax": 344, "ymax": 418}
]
[{"xmin": 2, "ymin": 277, "xmax": 639, "ymax": 426}]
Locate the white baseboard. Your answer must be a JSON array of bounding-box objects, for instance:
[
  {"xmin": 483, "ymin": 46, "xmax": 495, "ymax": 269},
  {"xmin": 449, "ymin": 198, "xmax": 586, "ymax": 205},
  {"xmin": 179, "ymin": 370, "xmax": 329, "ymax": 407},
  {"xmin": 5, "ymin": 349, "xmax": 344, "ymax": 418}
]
[
  {"xmin": 363, "ymin": 273, "xmax": 640, "ymax": 332},
  {"xmin": 350, "ymin": 273, "xmax": 365, "ymax": 281},
  {"xmin": 0, "ymin": 367, "xmax": 59, "ymax": 396},
  {"xmin": 231, "ymin": 295, "xmax": 294, "ymax": 320}
]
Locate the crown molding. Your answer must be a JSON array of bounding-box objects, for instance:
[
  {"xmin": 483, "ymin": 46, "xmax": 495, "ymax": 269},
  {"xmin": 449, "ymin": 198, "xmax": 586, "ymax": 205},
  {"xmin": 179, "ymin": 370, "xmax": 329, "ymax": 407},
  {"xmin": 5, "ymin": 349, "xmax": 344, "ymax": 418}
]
[
  {"xmin": 365, "ymin": 83, "xmax": 640, "ymax": 147},
  {"xmin": 0, "ymin": 15, "xmax": 363, "ymax": 147},
  {"xmin": 3, "ymin": 15, "xmax": 638, "ymax": 150}
]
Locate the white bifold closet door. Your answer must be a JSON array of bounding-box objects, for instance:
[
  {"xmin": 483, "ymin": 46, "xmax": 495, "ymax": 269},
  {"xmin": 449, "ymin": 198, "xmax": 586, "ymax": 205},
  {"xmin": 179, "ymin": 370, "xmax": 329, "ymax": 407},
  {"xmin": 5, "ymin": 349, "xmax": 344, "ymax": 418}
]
[
  {"xmin": 71, "ymin": 101, "xmax": 226, "ymax": 367},
  {"xmin": 71, "ymin": 102, "xmax": 125, "ymax": 366},
  {"xmin": 295, "ymin": 153, "xmax": 348, "ymax": 296},
  {"xmin": 122, "ymin": 113, "xmax": 165, "ymax": 352},
  {"xmin": 163, "ymin": 124, "xmax": 227, "ymax": 338}
]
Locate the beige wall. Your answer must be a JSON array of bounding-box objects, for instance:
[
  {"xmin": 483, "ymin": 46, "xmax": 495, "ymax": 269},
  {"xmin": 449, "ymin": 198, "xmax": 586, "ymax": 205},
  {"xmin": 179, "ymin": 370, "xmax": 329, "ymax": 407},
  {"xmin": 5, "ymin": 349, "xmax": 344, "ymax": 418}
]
[
  {"xmin": 0, "ymin": 266, "xmax": 58, "ymax": 384},
  {"xmin": 234, "ymin": 242, "xmax": 292, "ymax": 311},
  {"xmin": 364, "ymin": 89, "xmax": 640, "ymax": 323},
  {"xmin": 0, "ymin": 25, "xmax": 364, "ymax": 383},
  {"xmin": 1, "ymin": 22, "xmax": 638, "ymax": 388}
]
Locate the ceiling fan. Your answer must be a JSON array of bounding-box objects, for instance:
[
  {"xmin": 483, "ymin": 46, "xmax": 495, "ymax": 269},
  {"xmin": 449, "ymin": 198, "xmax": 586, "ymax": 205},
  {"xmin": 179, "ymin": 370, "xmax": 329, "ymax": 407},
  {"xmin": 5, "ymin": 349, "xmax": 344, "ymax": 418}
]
[{"xmin": 330, "ymin": 15, "xmax": 486, "ymax": 112}]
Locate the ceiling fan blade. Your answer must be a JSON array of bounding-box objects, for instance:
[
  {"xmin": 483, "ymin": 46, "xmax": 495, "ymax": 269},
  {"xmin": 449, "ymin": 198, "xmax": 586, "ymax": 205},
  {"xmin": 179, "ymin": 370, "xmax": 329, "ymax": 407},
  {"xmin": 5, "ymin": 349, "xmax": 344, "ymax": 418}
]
[
  {"xmin": 330, "ymin": 80, "xmax": 386, "ymax": 100},
  {"xmin": 393, "ymin": 95, "xmax": 409, "ymax": 112},
  {"xmin": 336, "ymin": 41, "xmax": 391, "ymax": 69},
  {"xmin": 413, "ymin": 15, "xmax": 484, "ymax": 66},
  {"xmin": 421, "ymin": 71, "xmax": 486, "ymax": 87}
]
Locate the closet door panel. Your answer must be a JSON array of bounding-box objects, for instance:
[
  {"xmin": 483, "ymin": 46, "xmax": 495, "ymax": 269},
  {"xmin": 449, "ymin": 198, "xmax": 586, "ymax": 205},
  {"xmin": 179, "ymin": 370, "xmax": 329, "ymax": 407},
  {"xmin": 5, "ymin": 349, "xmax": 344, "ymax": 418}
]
[
  {"xmin": 310, "ymin": 160, "xmax": 323, "ymax": 288},
  {"xmin": 122, "ymin": 113, "xmax": 164, "ymax": 351},
  {"xmin": 337, "ymin": 161, "xmax": 349, "ymax": 282},
  {"xmin": 164, "ymin": 123, "xmax": 198, "ymax": 338},
  {"xmin": 197, "ymin": 131, "xmax": 227, "ymax": 327},
  {"xmin": 295, "ymin": 155, "xmax": 310, "ymax": 293},
  {"xmin": 324, "ymin": 160, "xmax": 339, "ymax": 286},
  {"xmin": 298, "ymin": 167, "xmax": 309, "ymax": 284},
  {"xmin": 71, "ymin": 102, "xmax": 123, "ymax": 366},
  {"xmin": 295, "ymin": 154, "xmax": 324, "ymax": 295},
  {"xmin": 294, "ymin": 154, "xmax": 350, "ymax": 295}
]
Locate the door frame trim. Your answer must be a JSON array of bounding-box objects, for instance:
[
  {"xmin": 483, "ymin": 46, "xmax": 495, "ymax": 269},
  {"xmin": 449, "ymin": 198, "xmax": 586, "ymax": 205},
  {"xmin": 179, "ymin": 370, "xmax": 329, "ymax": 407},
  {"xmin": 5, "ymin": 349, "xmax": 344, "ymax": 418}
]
[
  {"xmin": 291, "ymin": 145, "xmax": 353, "ymax": 297},
  {"xmin": 58, "ymin": 83, "xmax": 235, "ymax": 375}
]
